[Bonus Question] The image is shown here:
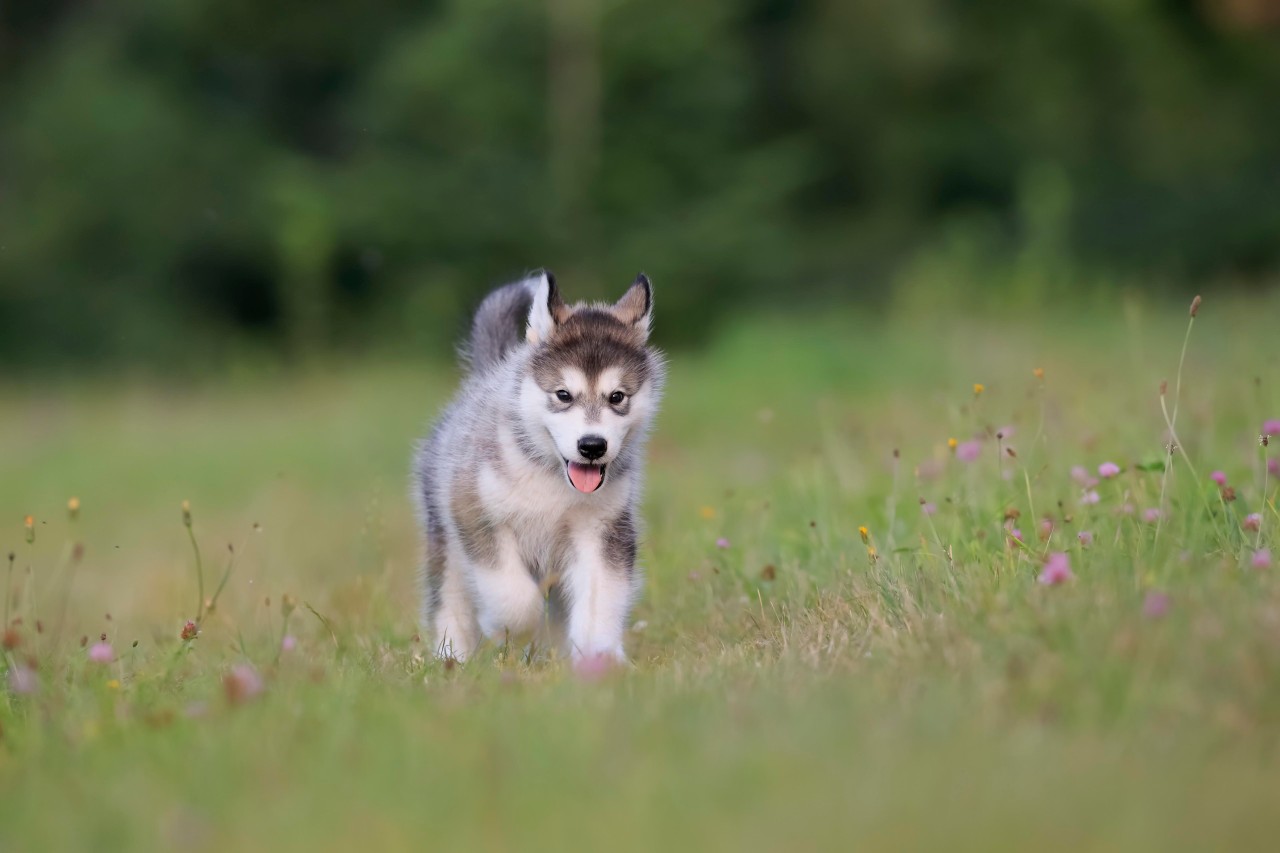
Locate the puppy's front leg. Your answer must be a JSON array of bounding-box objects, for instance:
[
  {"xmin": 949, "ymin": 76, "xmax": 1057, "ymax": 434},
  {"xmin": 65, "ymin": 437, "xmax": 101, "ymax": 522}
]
[{"xmin": 563, "ymin": 512, "xmax": 639, "ymax": 664}]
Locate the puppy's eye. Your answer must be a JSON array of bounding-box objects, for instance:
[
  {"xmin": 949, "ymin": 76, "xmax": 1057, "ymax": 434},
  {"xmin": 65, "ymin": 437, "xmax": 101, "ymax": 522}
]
[
  {"xmin": 609, "ymin": 391, "xmax": 626, "ymax": 406},
  {"xmin": 555, "ymin": 390, "xmax": 572, "ymax": 403}
]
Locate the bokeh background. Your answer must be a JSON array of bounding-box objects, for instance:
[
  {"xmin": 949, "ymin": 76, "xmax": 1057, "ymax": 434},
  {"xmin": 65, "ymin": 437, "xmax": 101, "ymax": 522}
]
[{"xmin": 3, "ymin": 0, "xmax": 1279, "ymax": 371}]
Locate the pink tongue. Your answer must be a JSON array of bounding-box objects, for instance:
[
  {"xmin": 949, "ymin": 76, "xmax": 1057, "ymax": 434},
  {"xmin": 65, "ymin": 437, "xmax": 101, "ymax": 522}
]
[{"xmin": 567, "ymin": 462, "xmax": 603, "ymax": 493}]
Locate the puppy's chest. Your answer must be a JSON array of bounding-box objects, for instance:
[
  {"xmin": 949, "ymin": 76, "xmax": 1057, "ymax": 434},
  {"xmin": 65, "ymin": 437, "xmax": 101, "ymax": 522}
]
[{"xmin": 477, "ymin": 462, "xmax": 622, "ymax": 548}]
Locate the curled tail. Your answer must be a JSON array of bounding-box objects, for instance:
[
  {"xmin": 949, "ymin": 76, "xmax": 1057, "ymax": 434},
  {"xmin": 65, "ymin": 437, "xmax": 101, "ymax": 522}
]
[{"xmin": 460, "ymin": 273, "xmax": 542, "ymax": 374}]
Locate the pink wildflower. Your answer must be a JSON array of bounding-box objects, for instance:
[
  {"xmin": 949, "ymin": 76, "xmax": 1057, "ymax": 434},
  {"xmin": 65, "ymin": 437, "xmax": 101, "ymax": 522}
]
[
  {"xmin": 7, "ymin": 664, "xmax": 37, "ymax": 695},
  {"xmin": 1142, "ymin": 508, "xmax": 1161, "ymax": 524},
  {"xmin": 1071, "ymin": 466, "xmax": 1099, "ymax": 488},
  {"xmin": 1118, "ymin": 502, "xmax": 1135, "ymax": 516},
  {"xmin": 1243, "ymin": 513, "xmax": 1262, "ymax": 533},
  {"xmin": 223, "ymin": 664, "xmax": 264, "ymax": 704},
  {"xmin": 1038, "ymin": 519, "xmax": 1054, "ymax": 541},
  {"xmin": 956, "ymin": 440, "xmax": 982, "ymax": 463},
  {"xmin": 573, "ymin": 653, "xmax": 619, "ymax": 682},
  {"xmin": 1038, "ymin": 552, "xmax": 1073, "ymax": 585},
  {"xmin": 1098, "ymin": 462, "xmax": 1121, "ymax": 479},
  {"xmin": 1210, "ymin": 471, "xmax": 1228, "ymax": 487},
  {"xmin": 1007, "ymin": 527, "xmax": 1023, "ymax": 547},
  {"xmin": 715, "ymin": 537, "xmax": 731, "ymax": 549},
  {"xmin": 1081, "ymin": 490, "xmax": 1100, "ymax": 505},
  {"xmin": 1142, "ymin": 591, "xmax": 1171, "ymax": 619},
  {"xmin": 921, "ymin": 502, "xmax": 937, "ymax": 517},
  {"xmin": 281, "ymin": 635, "xmax": 297, "ymax": 653},
  {"xmin": 1252, "ymin": 549, "xmax": 1272, "ymax": 570},
  {"xmin": 1077, "ymin": 531, "xmax": 1094, "ymax": 547},
  {"xmin": 1263, "ymin": 419, "xmax": 1280, "ymax": 437},
  {"xmin": 88, "ymin": 642, "xmax": 114, "ymax": 664}
]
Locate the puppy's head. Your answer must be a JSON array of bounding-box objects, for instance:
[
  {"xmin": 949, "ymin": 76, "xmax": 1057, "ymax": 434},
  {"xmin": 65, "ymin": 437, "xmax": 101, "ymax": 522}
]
[{"xmin": 520, "ymin": 272, "xmax": 659, "ymax": 494}]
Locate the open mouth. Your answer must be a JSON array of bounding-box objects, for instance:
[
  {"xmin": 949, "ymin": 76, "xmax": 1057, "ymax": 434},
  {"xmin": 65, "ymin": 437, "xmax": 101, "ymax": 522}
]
[{"xmin": 565, "ymin": 461, "xmax": 606, "ymax": 493}]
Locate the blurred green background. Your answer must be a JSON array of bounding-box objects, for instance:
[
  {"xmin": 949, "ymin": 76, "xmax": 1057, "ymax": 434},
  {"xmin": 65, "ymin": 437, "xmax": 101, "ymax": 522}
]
[{"xmin": 3, "ymin": 0, "xmax": 1279, "ymax": 370}]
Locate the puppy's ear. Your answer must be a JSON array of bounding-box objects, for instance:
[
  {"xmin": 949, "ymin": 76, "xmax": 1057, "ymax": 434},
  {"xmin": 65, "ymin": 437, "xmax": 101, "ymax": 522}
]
[
  {"xmin": 526, "ymin": 270, "xmax": 569, "ymax": 344},
  {"xmin": 613, "ymin": 273, "xmax": 653, "ymax": 340}
]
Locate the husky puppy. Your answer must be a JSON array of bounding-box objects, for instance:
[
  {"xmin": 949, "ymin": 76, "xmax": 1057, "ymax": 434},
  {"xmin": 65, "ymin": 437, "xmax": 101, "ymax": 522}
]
[{"xmin": 412, "ymin": 272, "xmax": 663, "ymax": 665}]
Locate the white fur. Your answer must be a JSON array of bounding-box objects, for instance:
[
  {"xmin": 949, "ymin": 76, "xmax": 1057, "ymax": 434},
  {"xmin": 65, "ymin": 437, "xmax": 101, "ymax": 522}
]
[{"xmin": 524, "ymin": 272, "xmax": 557, "ymax": 344}]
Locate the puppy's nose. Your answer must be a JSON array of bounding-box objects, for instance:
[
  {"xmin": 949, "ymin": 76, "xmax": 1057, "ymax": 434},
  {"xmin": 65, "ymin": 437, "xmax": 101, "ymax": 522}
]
[{"xmin": 577, "ymin": 435, "xmax": 607, "ymax": 461}]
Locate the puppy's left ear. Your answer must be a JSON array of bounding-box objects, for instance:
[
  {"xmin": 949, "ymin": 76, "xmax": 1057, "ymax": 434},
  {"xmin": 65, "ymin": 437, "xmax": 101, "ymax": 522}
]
[{"xmin": 613, "ymin": 273, "xmax": 653, "ymax": 340}]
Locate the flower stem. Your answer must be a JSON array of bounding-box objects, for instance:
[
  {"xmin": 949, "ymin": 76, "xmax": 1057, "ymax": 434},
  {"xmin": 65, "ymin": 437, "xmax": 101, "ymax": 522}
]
[{"xmin": 187, "ymin": 525, "xmax": 204, "ymax": 624}]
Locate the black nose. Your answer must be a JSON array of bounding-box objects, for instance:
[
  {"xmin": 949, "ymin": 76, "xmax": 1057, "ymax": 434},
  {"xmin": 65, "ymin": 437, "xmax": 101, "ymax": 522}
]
[{"xmin": 578, "ymin": 435, "xmax": 607, "ymax": 461}]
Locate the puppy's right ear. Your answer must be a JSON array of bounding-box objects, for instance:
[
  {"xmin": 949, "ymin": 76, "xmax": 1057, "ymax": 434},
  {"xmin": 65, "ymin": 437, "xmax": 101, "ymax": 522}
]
[{"xmin": 526, "ymin": 270, "xmax": 568, "ymax": 344}]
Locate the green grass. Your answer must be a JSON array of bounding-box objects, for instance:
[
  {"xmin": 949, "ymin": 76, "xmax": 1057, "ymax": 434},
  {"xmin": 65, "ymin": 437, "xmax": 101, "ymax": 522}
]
[{"xmin": 2, "ymin": 292, "xmax": 1279, "ymax": 851}]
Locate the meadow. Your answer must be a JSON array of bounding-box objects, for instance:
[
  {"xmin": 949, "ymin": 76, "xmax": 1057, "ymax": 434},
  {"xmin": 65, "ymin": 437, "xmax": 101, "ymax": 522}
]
[{"xmin": 2, "ymin": 291, "xmax": 1279, "ymax": 851}]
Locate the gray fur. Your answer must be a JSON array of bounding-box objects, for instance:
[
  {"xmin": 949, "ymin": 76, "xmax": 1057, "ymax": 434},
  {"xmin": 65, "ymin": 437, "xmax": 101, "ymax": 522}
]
[
  {"xmin": 603, "ymin": 511, "xmax": 638, "ymax": 575},
  {"xmin": 412, "ymin": 271, "xmax": 664, "ymax": 663},
  {"xmin": 459, "ymin": 277, "xmax": 536, "ymax": 375}
]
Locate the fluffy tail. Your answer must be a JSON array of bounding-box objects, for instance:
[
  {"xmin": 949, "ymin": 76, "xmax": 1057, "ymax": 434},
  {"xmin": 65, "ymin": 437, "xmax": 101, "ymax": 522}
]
[{"xmin": 459, "ymin": 274, "xmax": 539, "ymax": 374}]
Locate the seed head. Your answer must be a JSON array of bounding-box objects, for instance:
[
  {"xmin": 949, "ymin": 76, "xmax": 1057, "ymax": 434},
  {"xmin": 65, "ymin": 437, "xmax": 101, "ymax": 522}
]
[
  {"xmin": 180, "ymin": 621, "xmax": 198, "ymax": 641},
  {"xmin": 181, "ymin": 500, "xmax": 192, "ymax": 528},
  {"xmin": 1189, "ymin": 294, "xmax": 1201, "ymax": 317},
  {"xmin": 1221, "ymin": 486, "xmax": 1237, "ymax": 503}
]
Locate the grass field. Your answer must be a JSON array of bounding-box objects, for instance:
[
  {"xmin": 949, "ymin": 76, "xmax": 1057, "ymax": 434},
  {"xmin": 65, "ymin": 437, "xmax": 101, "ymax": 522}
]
[{"xmin": 2, "ymin": 292, "xmax": 1279, "ymax": 851}]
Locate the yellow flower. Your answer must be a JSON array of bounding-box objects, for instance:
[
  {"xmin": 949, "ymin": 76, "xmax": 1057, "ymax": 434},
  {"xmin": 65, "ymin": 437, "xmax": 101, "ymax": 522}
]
[
  {"xmin": 1033, "ymin": 367, "xmax": 1045, "ymax": 380},
  {"xmin": 867, "ymin": 545, "xmax": 878, "ymax": 560},
  {"xmin": 23, "ymin": 514, "xmax": 34, "ymax": 544},
  {"xmin": 68, "ymin": 497, "xmax": 81, "ymax": 521},
  {"xmin": 858, "ymin": 526, "xmax": 869, "ymax": 544},
  {"xmin": 973, "ymin": 383, "xmax": 985, "ymax": 397},
  {"xmin": 947, "ymin": 438, "xmax": 958, "ymax": 450},
  {"xmin": 106, "ymin": 679, "xmax": 121, "ymax": 691},
  {"xmin": 698, "ymin": 506, "xmax": 716, "ymax": 520}
]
